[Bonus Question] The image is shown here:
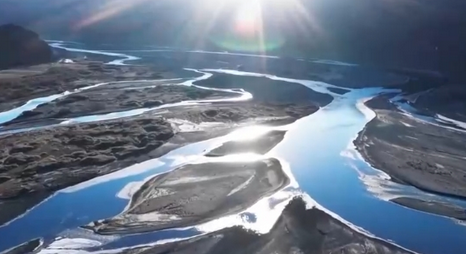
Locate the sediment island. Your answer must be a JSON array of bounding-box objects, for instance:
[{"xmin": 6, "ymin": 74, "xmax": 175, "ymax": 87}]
[
  {"xmin": 354, "ymin": 92, "xmax": 466, "ymax": 219},
  {"xmin": 0, "ymin": 53, "xmax": 328, "ymax": 227},
  {"xmin": 1, "ymin": 25, "xmax": 454, "ymax": 254},
  {"xmin": 115, "ymin": 198, "xmax": 413, "ymax": 254}
]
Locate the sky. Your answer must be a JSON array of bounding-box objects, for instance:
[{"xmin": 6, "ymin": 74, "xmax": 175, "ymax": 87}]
[{"xmin": 1, "ymin": 0, "xmax": 466, "ymax": 77}]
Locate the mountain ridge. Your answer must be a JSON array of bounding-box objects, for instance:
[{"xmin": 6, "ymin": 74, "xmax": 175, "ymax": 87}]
[
  {"xmin": 1, "ymin": 0, "xmax": 466, "ymax": 79},
  {"xmin": 0, "ymin": 23, "xmax": 52, "ymax": 70}
]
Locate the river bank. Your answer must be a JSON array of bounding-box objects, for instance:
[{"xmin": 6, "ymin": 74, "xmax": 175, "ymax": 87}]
[
  {"xmin": 0, "ymin": 61, "xmax": 161, "ymax": 113},
  {"xmin": 114, "ymin": 198, "xmax": 413, "ymax": 254},
  {"xmin": 87, "ymin": 157, "xmax": 289, "ymax": 235},
  {"xmin": 354, "ymin": 94, "xmax": 466, "ymax": 218},
  {"xmin": 391, "ymin": 197, "xmax": 466, "ymax": 220},
  {"xmin": 0, "ymin": 117, "xmax": 173, "ymax": 225},
  {"xmin": 0, "ymin": 63, "xmax": 324, "ymax": 227},
  {"xmin": 414, "ymin": 84, "xmax": 466, "ymax": 123},
  {"xmin": 4, "ymin": 42, "xmax": 466, "ymax": 254},
  {"xmin": 1, "ymin": 79, "xmax": 233, "ymax": 129},
  {"xmin": 2, "ymin": 198, "xmax": 416, "ymax": 254}
]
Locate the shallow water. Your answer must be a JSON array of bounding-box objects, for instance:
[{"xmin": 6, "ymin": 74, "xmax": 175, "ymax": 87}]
[
  {"xmin": 391, "ymin": 94, "xmax": 466, "ymax": 134},
  {"xmin": 1, "ymin": 44, "xmax": 466, "ymax": 254},
  {"xmin": 0, "ymin": 81, "xmax": 112, "ymax": 126}
]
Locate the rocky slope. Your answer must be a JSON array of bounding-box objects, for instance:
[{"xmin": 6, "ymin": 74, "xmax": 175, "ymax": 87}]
[{"xmin": 0, "ymin": 24, "xmax": 52, "ymax": 70}]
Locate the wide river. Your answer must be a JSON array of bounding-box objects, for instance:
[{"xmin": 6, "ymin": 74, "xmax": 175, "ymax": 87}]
[{"xmin": 1, "ymin": 42, "xmax": 466, "ymax": 254}]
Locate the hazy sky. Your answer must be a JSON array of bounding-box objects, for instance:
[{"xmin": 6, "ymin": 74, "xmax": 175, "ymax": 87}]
[{"xmin": 1, "ymin": 0, "xmax": 466, "ymax": 76}]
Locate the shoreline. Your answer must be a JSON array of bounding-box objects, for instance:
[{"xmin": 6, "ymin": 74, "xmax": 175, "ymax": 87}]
[
  {"xmin": 0, "ymin": 107, "xmax": 315, "ymax": 227},
  {"xmin": 0, "ymin": 61, "xmax": 161, "ymax": 113},
  {"xmin": 0, "ymin": 81, "xmax": 235, "ymax": 130},
  {"xmin": 1, "ymin": 45, "xmax": 456, "ymax": 254},
  {"xmin": 0, "ymin": 67, "xmax": 323, "ymax": 227},
  {"xmin": 354, "ymin": 94, "xmax": 466, "ymax": 217},
  {"xmin": 86, "ymin": 157, "xmax": 290, "ymax": 235},
  {"xmin": 110, "ymin": 198, "xmax": 413, "ymax": 254},
  {"xmin": 391, "ymin": 197, "xmax": 466, "ymax": 220}
]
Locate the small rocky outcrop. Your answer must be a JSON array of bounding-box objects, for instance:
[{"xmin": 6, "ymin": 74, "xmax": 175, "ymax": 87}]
[{"xmin": 0, "ymin": 24, "xmax": 52, "ymax": 70}]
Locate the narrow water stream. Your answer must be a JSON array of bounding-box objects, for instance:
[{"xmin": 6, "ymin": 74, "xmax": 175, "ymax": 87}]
[{"xmin": 1, "ymin": 43, "xmax": 466, "ymax": 254}]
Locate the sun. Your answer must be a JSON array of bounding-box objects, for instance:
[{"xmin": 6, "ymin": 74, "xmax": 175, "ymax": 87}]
[
  {"xmin": 204, "ymin": 0, "xmax": 289, "ymax": 52},
  {"xmin": 236, "ymin": 2, "xmax": 261, "ymax": 24},
  {"xmin": 234, "ymin": 1, "xmax": 263, "ymax": 36}
]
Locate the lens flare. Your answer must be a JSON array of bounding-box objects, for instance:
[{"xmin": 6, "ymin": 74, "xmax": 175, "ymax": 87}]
[
  {"xmin": 68, "ymin": 0, "xmax": 321, "ymax": 55},
  {"xmin": 210, "ymin": 1, "xmax": 285, "ymax": 53},
  {"xmin": 235, "ymin": 2, "xmax": 262, "ymax": 36}
]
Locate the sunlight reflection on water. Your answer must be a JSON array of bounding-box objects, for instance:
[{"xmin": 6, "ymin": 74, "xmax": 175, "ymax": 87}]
[
  {"xmin": 226, "ymin": 125, "xmax": 276, "ymax": 141},
  {"xmin": 3, "ymin": 44, "xmax": 466, "ymax": 254}
]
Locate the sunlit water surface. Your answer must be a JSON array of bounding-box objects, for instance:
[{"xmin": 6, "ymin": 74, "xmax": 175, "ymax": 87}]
[{"xmin": 0, "ymin": 43, "xmax": 466, "ymax": 254}]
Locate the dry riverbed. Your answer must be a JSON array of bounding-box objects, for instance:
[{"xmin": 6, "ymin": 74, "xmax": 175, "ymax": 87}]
[
  {"xmin": 355, "ymin": 95, "xmax": 466, "ymax": 218},
  {"xmin": 0, "ymin": 101, "xmax": 315, "ymax": 226},
  {"xmin": 0, "ymin": 58, "xmax": 427, "ymax": 254},
  {"xmin": 0, "ymin": 117, "xmax": 173, "ymax": 225},
  {"xmin": 2, "ymin": 81, "xmax": 233, "ymax": 129},
  {"xmin": 87, "ymin": 158, "xmax": 288, "ymax": 234},
  {"xmin": 0, "ymin": 61, "xmax": 161, "ymax": 112},
  {"xmin": 115, "ymin": 198, "xmax": 413, "ymax": 254},
  {"xmin": 391, "ymin": 197, "xmax": 466, "ymax": 220},
  {"xmin": 414, "ymin": 84, "xmax": 466, "ymax": 123},
  {"xmin": 2, "ymin": 198, "xmax": 414, "ymax": 254},
  {"xmin": 0, "ymin": 69, "xmax": 324, "ymax": 226}
]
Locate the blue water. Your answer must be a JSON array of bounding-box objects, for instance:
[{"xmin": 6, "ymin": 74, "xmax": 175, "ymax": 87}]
[
  {"xmin": 268, "ymin": 95, "xmax": 466, "ymax": 254},
  {"xmin": 0, "ymin": 94, "xmax": 64, "ymax": 125},
  {"xmin": 0, "ymin": 138, "xmax": 214, "ymax": 250},
  {"xmin": 1, "ymin": 43, "xmax": 466, "ymax": 254}
]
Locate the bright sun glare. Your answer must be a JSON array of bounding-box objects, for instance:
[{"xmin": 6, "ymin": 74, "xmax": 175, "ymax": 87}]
[
  {"xmin": 234, "ymin": 1, "xmax": 263, "ymax": 37},
  {"xmin": 75, "ymin": 0, "xmax": 301, "ymax": 53},
  {"xmin": 206, "ymin": 0, "xmax": 291, "ymax": 52},
  {"xmin": 236, "ymin": 2, "xmax": 261, "ymax": 24}
]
